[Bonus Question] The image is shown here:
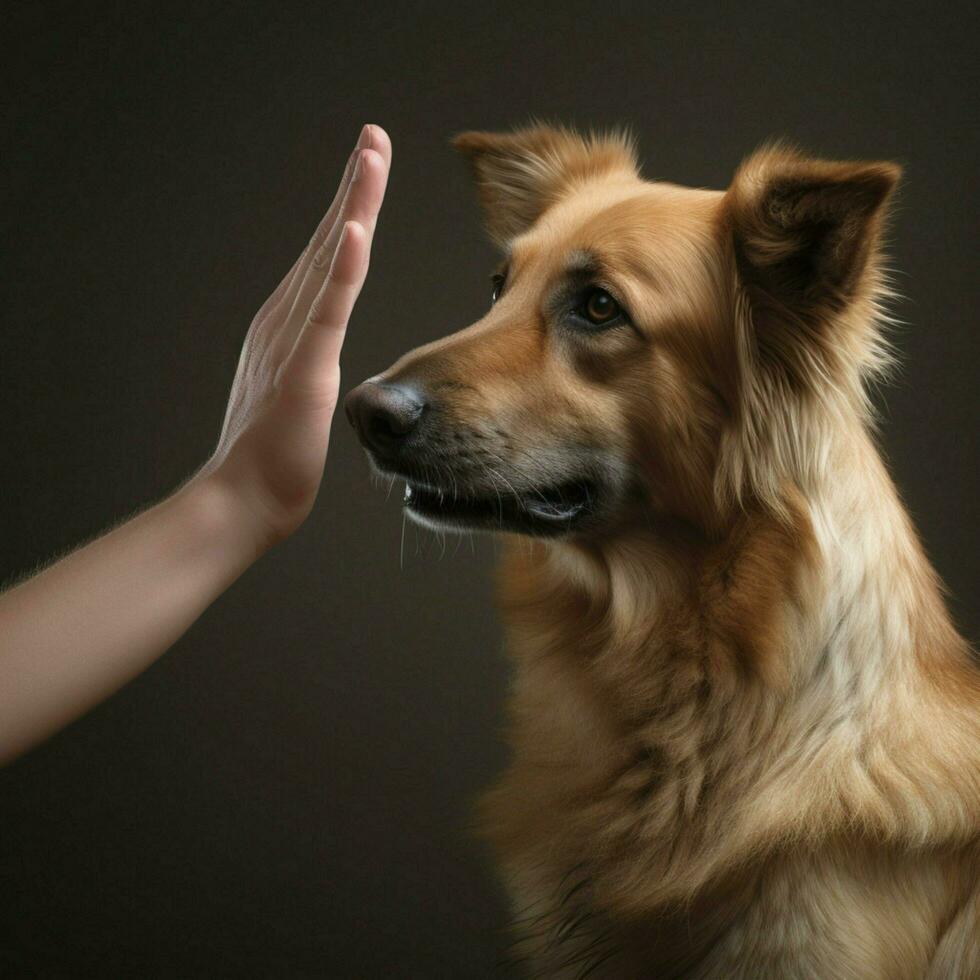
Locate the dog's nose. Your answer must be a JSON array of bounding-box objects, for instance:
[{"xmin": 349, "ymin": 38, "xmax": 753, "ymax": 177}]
[{"xmin": 344, "ymin": 380, "xmax": 426, "ymax": 456}]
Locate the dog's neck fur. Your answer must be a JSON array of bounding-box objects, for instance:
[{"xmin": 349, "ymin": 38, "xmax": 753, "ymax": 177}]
[{"xmin": 493, "ymin": 410, "xmax": 978, "ymax": 920}]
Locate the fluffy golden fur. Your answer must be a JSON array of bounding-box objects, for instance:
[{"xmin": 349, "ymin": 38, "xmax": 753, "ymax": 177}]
[{"xmin": 354, "ymin": 124, "xmax": 980, "ymax": 977}]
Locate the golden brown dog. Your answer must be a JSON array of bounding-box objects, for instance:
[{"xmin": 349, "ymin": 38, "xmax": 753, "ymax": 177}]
[{"xmin": 345, "ymin": 125, "xmax": 980, "ymax": 978}]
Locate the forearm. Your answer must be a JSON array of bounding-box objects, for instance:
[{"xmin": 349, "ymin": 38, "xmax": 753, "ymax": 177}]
[
  {"xmin": 0, "ymin": 125, "xmax": 388, "ymax": 767},
  {"xmin": 0, "ymin": 475, "xmax": 266, "ymax": 765}
]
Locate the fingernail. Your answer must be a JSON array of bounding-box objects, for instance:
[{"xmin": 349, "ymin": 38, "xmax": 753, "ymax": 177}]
[{"xmin": 356, "ymin": 124, "xmax": 372, "ymax": 150}]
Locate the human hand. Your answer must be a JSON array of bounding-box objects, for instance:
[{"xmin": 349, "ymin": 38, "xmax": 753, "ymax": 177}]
[
  {"xmin": 0, "ymin": 127, "xmax": 390, "ymax": 763},
  {"xmin": 199, "ymin": 124, "xmax": 391, "ymax": 546}
]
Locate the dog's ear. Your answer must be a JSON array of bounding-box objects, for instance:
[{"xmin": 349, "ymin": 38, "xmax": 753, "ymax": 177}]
[
  {"xmin": 726, "ymin": 143, "xmax": 900, "ymax": 327},
  {"xmin": 718, "ymin": 146, "xmax": 901, "ymax": 512},
  {"xmin": 453, "ymin": 124, "xmax": 637, "ymax": 246}
]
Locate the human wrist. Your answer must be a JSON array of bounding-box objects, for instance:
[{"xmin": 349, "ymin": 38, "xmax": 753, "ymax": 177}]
[{"xmin": 173, "ymin": 468, "xmax": 279, "ymax": 569}]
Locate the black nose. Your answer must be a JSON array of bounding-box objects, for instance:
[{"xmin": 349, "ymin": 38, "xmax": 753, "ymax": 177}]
[{"xmin": 344, "ymin": 380, "xmax": 426, "ymax": 457}]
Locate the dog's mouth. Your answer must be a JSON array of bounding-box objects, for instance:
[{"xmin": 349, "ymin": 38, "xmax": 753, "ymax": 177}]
[{"xmin": 402, "ymin": 476, "xmax": 598, "ymax": 536}]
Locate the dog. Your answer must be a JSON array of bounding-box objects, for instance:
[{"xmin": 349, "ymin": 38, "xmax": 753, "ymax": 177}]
[{"xmin": 345, "ymin": 125, "xmax": 979, "ymax": 978}]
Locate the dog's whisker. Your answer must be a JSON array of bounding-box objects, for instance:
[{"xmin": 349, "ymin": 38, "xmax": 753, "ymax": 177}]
[{"xmin": 399, "ymin": 509, "xmax": 407, "ymax": 571}]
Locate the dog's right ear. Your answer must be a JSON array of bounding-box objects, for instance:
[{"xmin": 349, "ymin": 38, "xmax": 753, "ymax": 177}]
[{"xmin": 453, "ymin": 124, "xmax": 637, "ymax": 247}]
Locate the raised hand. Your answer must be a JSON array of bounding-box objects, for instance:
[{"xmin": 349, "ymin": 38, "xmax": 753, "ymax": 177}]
[
  {"xmin": 0, "ymin": 126, "xmax": 391, "ymax": 765},
  {"xmin": 203, "ymin": 124, "xmax": 391, "ymax": 544}
]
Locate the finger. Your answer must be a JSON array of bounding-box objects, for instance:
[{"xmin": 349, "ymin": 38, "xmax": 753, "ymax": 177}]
[
  {"xmin": 251, "ymin": 151, "xmax": 357, "ymax": 332},
  {"xmin": 257, "ymin": 124, "xmax": 378, "ymax": 332},
  {"xmin": 315, "ymin": 125, "xmax": 389, "ymax": 240},
  {"xmin": 300, "ymin": 131, "xmax": 373, "ymax": 264},
  {"xmin": 364, "ymin": 123, "xmax": 392, "ymax": 171},
  {"xmin": 274, "ymin": 125, "xmax": 388, "ymax": 326},
  {"xmin": 282, "ymin": 147, "xmax": 388, "ymax": 338},
  {"xmin": 279, "ymin": 220, "xmax": 370, "ymax": 400},
  {"xmin": 343, "ymin": 145, "xmax": 389, "ymax": 238}
]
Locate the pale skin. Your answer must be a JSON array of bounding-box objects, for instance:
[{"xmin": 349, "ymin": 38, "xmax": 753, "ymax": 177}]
[{"xmin": 0, "ymin": 124, "xmax": 391, "ymax": 767}]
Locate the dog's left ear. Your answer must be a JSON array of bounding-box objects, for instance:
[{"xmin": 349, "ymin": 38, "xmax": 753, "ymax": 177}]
[
  {"xmin": 453, "ymin": 124, "xmax": 637, "ymax": 247},
  {"xmin": 726, "ymin": 143, "xmax": 901, "ymax": 322}
]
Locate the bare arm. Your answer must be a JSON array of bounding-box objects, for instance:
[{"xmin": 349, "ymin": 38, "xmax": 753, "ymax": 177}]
[{"xmin": 0, "ymin": 124, "xmax": 391, "ymax": 766}]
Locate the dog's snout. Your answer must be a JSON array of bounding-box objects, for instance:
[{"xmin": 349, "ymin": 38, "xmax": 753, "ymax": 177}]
[{"xmin": 345, "ymin": 380, "xmax": 427, "ymax": 457}]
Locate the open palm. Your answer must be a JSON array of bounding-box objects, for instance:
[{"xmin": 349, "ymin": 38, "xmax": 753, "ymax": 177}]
[{"xmin": 204, "ymin": 125, "xmax": 391, "ymax": 543}]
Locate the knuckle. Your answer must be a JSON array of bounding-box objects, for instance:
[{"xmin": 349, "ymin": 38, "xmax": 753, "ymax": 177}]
[
  {"xmin": 311, "ymin": 242, "xmax": 332, "ymax": 269},
  {"xmin": 308, "ymin": 298, "xmax": 327, "ymax": 324},
  {"xmin": 307, "ymin": 227, "xmax": 326, "ymax": 254}
]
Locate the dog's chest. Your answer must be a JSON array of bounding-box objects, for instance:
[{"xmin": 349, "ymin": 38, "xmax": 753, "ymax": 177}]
[{"xmin": 500, "ymin": 839, "xmax": 943, "ymax": 979}]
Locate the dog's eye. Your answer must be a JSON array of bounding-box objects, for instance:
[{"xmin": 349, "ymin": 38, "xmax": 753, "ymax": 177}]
[
  {"xmin": 581, "ymin": 288, "xmax": 621, "ymax": 326},
  {"xmin": 491, "ymin": 273, "xmax": 506, "ymax": 305}
]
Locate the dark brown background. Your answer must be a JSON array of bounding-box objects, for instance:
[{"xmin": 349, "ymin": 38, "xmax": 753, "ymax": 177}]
[{"xmin": 1, "ymin": 2, "xmax": 976, "ymax": 976}]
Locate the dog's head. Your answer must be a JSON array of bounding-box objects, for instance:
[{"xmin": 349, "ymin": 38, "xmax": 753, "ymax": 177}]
[{"xmin": 346, "ymin": 125, "xmax": 899, "ymax": 538}]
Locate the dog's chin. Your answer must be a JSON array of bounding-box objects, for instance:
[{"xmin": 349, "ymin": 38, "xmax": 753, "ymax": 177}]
[{"xmin": 400, "ymin": 476, "xmax": 601, "ymax": 538}]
